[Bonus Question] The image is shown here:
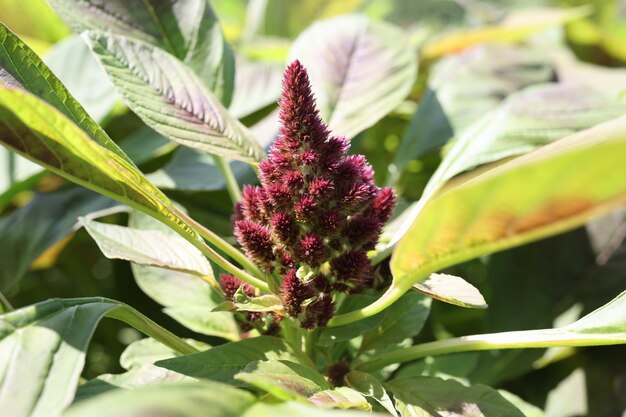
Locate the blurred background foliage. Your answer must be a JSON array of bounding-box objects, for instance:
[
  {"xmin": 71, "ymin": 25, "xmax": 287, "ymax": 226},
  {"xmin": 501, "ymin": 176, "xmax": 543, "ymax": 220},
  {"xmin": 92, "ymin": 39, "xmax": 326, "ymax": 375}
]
[{"xmin": 0, "ymin": 0, "xmax": 625, "ymax": 416}]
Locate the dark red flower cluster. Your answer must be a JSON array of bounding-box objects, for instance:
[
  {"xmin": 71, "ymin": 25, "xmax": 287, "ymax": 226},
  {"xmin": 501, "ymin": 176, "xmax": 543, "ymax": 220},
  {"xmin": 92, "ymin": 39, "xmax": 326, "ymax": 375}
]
[{"xmin": 224, "ymin": 60, "xmax": 395, "ymax": 329}]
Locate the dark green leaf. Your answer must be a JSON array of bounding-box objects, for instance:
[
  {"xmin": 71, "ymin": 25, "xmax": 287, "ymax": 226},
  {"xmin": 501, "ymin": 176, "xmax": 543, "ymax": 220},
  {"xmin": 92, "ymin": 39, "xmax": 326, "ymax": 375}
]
[{"xmin": 156, "ymin": 336, "xmax": 300, "ymax": 386}]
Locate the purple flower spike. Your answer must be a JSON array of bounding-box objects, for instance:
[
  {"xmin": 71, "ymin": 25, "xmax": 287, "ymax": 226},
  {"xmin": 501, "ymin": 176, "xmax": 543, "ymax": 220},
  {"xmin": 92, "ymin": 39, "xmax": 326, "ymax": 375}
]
[{"xmin": 232, "ymin": 60, "xmax": 396, "ymax": 329}]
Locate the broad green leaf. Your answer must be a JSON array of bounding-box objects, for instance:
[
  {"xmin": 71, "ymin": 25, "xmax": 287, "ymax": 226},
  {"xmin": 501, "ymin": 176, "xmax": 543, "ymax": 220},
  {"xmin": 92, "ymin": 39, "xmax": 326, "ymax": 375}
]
[
  {"xmin": 0, "ymin": 22, "xmax": 133, "ymax": 165},
  {"xmin": 390, "ymin": 44, "xmax": 554, "ymax": 178},
  {"xmin": 76, "ymin": 337, "xmax": 207, "ymax": 401},
  {"xmin": 289, "ymin": 15, "xmax": 417, "ymax": 139},
  {"xmin": 413, "ymin": 273, "xmax": 487, "ymax": 309},
  {"xmin": 229, "ymin": 56, "xmax": 282, "ymax": 119},
  {"xmin": 0, "ymin": 87, "xmax": 210, "ymax": 261},
  {"xmin": 391, "ymin": 115, "xmax": 626, "ymax": 293},
  {"xmin": 309, "ymin": 387, "xmax": 372, "ymax": 411},
  {"xmin": 428, "ymin": 44, "xmax": 554, "ymax": 134},
  {"xmin": 65, "ymin": 381, "xmax": 256, "ymax": 417},
  {"xmin": 422, "ymin": 6, "xmax": 591, "ymax": 59},
  {"xmin": 235, "ymin": 359, "xmax": 329, "ymax": 400},
  {"xmin": 386, "ymin": 376, "xmax": 525, "ymax": 417},
  {"xmin": 387, "ymin": 82, "xmax": 626, "ymax": 250},
  {"xmin": 126, "ymin": 211, "xmax": 239, "ymax": 339},
  {"xmin": 83, "ymin": 31, "xmax": 263, "ymax": 163},
  {"xmin": 81, "ymin": 218, "xmax": 213, "ymax": 278},
  {"xmin": 345, "ymin": 371, "xmax": 398, "ymax": 417},
  {"xmin": 0, "ymin": 188, "xmax": 113, "ymax": 291},
  {"xmin": 46, "ymin": 0, "xmax": 235, "ymax": 103},
  {"xmin": 44, "ymin": 35, "xmax": 118, "ymax": 122},
  {"xmin": 0, "ymin": 298, "xmax": 197, "ymax": 417},
  {"xmin": 147, "ymin": 147, "xmax": 255, "ymax": 192},
  {"xmin": 156, "ymin": 336, "xmax": 301, "ymax": 386},
  {"xmin": 360, "ymin": 292, "xmax": 431, "ymax": 352}
]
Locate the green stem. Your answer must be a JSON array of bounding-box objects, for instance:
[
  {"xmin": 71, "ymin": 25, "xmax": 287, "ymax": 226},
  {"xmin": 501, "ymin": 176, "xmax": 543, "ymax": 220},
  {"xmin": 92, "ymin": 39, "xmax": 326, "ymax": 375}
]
[
  {"xmin": 179, "ymin": 211, "xmax": 266, "ymax": 280},
  {"xmin": 327, "ymin": 285, "xmax": 407, "ymax": 327},
  {"xmin": 356, "ymin": 328, "xmax": 626, "ymax": 371},
  {"xmin": 214, "ymin": 156, "xmax": 242, "ymax": 203},
  {"xmin": 0, "ymin": 290, "xmax": 13, "ymax": 312},
  {"xmin": 164, "ymin": 212, "xmax": 270, "ymax": 293}
]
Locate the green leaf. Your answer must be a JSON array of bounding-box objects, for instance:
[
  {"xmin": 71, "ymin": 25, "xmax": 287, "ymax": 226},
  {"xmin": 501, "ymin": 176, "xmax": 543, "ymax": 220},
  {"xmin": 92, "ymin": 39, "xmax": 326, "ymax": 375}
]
[
  {"xmin": 46, "ymin": 0, "xmax": 235, "ymax": 104},
  {"xmin": 360, "ymin": 292, "xmax": 431, "ymax": 352},
  {"xmin": 0, "ymin": 149, "xmax": 43, "ymax": 210},
  {"xmin": 345, "ymin": 371, "xmax": 398, "ymax": 417},
  {"xmin": 76, "ymin": 337, "xmax": 209, "ymax": 401},
  {"xmin": 44, "ymin": 35, "xmax": 117, "ymax": 123},
  {"xmin": 83, "ymin": 31, "xmax": 263, "ymax": 163},
  {"xmin": 289, "ymin": 14, "xmax": 417, "ymax": 139},
  {"xmin": 318, "ymin": 295, "xmax": 384, "ymax": 346},
  {"xmin": 65, "ymin": 381, "xmax": 256, "ymax": 417},
  {"xmin": 309, "ymin": 387, "xmax": 372, "ymax": 411},
  {"xmin": 126, "ymin": 211, "xmax": 239, "ymax": 339},
  {"xmin": 156, "ymin": 336, "xmax": 301, "ymax": 386},
  {"xmin": 387, "ymin": 83, "xmax": 626, "ymax": 252},
  {"xmin": 235, "ymin": 359, "xmax": 329, "ymax": 400},
  {"xmin": 422, "ymin": 6, "xmax": 591, "ymax": 59},
  {"xmin": 386, "ymin": 376, "xmax": 525, "ymax": 417},
  {"xmin": 81, "ymin": 218, "xmax": 213, "ymax": 278},
  {"xmin": 391, "ymin": 115, "xmax": 626, "ymax": 295},
  {"xmin": 0, "ymin": 22, "xmax": 133, "ymax": 165},
  {"xmin": 0, "ymin": 298, "xmax": 197, "ymax": 417},
  {"xmin": 229, "ymin": 56, "xmax": 282, "ymax": 119},
  {"xmin": 413, "ymin": 273, "xmax": 487, "ymax": 309},
  {"xmin": 0, "ymin": 188, "xmax": 113, "ymax": 291},
  {"xmin": 0, "ymin": 86, "xmax": 218, "ymax": 266}
]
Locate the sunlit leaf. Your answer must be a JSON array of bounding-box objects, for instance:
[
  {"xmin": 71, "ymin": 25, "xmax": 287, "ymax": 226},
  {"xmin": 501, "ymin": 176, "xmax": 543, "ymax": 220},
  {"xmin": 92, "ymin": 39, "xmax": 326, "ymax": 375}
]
[
  {"xmin": 81, "ymin": 218, "xmax": 213, "ymax": 278},
  {"xmin": 309, "ymin": 387, "xmax": 372, "ymax": 411},
  {"xmin": 44, "ymin": 35, "xmax": 118, "ymax": 122},
  {"xmin": 65, "ymin": 381, "xmax": 255, "ymax": 417},
  {"xmin": 391, "ymin": 115, "xmax": 626, "ymax": 292},
  {"xmin": 229, "ymin": 56, "xmax": 282, "ymax": 119},
  {"xmin": 0, "ymin": 22, "xmax": 132, "ymax": 164},
  {"xmin": 0, "ymin": 298, "xmax": 197, "ymax": 417},
  {"xmin": 413, "ymin": 273, "xmax": 487, "ymax": 309},
  {"xmin": 422, "ymin": 6, "xmax": 591, "ymax": 59},
  {"xmin": 83, "ymin": 31, "xmax": 262, "ymax": 163},
  {"xmin": 289, "ymin": 14, "xmax": 417, "ymax": 139},
  {"xmin": 46, "ymin": 0, "xmax": 234, "ymax": 103},
  {"xmin": 345, "ymin": 371, "xmax": 398, "ymax": 417}
]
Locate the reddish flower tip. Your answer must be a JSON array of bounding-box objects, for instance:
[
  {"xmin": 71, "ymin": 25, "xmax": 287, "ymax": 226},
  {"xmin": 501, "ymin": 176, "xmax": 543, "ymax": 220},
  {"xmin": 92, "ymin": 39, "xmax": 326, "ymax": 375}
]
[
  {"xmin": 234, "ymin": 220, "xmax": 275, "ymax": 268},
  {"xmin": 219, "ymin": 274, "xmax": 255, "ymax": 300}
]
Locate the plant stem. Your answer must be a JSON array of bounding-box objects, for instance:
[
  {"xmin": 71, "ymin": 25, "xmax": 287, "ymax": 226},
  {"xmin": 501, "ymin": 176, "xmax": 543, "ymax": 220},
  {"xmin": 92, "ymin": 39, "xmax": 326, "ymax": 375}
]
[
  {"xmin": 178, "ymin": 211, "xmax": 266, "ymax": 279},
  {"xmin": 164, "ymin": 212, "xmax": 270, "ymax": 293},
  {"xmin": 356, "ymin": 328, "xmax": 626, "ymax": 371},
  {"xmin": 214, "ymin": 156, "xmax": 242, "ymax": 203},
  {"xmin": 327, "ymin": 284, "xmax": 407, "ymax": 327},
  {"xmin": 0, "ymin": 290, "xmax": 13, "ymax": 312}
]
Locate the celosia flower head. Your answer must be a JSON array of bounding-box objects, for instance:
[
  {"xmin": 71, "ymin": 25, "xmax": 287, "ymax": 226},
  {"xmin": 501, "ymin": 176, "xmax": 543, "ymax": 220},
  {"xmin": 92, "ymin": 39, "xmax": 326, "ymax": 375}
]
[{"xmin": 232, "ymin": 60, "xmax": 395, "ymax": 328}]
